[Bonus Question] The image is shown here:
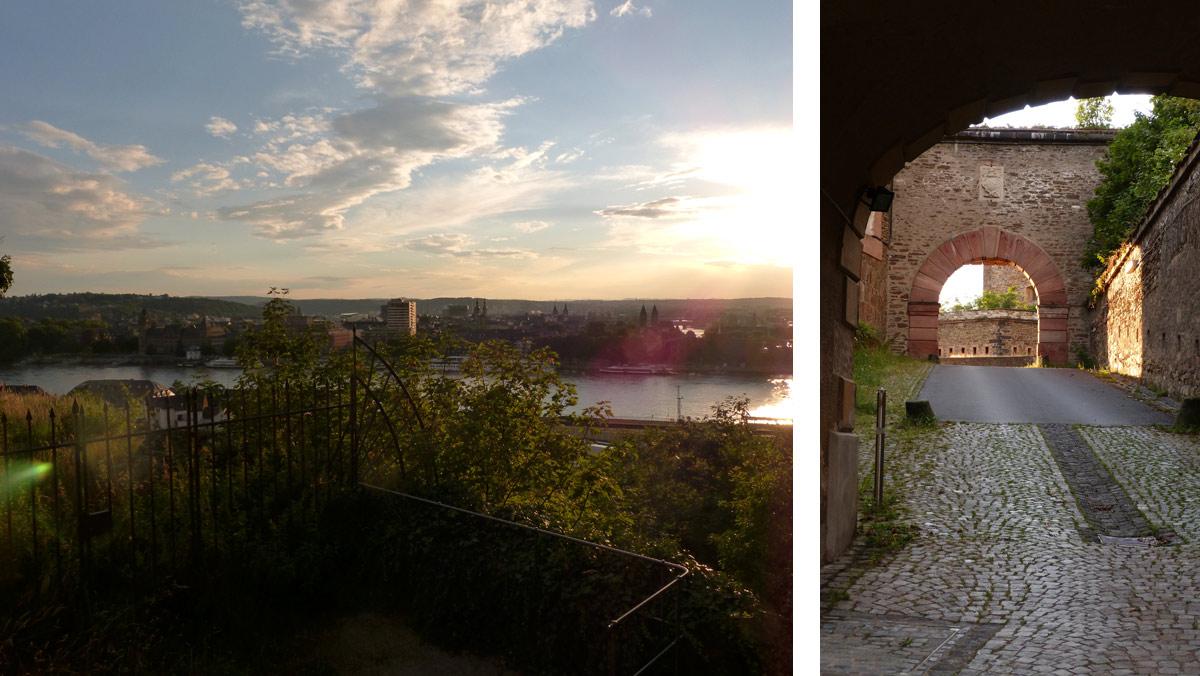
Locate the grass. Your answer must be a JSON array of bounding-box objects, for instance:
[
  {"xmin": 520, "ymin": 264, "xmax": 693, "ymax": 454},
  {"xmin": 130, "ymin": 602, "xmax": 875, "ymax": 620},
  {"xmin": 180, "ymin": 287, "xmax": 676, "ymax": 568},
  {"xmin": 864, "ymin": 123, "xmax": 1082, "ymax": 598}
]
[{"xmin": 822, "ymin": 340, "xmax": 932, "ymax": 610}]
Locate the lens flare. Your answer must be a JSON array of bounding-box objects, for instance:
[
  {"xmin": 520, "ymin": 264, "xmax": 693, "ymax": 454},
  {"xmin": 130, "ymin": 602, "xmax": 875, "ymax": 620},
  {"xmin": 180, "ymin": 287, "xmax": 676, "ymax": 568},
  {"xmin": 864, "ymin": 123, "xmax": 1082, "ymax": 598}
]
[{"xmin": 0, "ymin": 462, "xmax": 53, "ymax": 496}]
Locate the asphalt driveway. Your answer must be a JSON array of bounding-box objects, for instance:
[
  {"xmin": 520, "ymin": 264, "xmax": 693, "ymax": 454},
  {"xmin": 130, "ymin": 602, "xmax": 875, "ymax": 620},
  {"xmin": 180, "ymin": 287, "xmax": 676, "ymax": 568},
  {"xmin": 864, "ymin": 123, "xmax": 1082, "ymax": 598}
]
[{"xmin": 917, "ymin": 365, "xmax": 1173, "ymax": 425}]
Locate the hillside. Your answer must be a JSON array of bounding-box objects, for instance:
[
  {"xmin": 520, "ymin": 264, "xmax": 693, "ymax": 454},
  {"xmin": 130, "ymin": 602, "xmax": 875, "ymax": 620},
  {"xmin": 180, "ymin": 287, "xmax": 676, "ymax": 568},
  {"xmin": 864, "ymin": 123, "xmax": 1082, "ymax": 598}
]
[{"xmin": 0, "ymin": 293, "xmax": 262, "ymax": 323}]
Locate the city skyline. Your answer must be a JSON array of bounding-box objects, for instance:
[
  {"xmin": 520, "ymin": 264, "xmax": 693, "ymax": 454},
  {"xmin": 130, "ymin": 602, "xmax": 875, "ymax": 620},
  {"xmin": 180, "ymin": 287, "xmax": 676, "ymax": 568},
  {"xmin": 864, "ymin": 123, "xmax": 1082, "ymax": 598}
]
[{"xmin": 0, "ymin": 1, "xmax": 793, "ymax": 301}]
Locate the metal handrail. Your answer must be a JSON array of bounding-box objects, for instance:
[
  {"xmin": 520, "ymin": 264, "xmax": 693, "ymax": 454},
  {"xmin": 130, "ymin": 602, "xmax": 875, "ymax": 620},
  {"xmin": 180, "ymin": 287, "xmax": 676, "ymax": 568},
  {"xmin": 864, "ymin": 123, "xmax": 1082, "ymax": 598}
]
[{"xmin": 358, "ymin": 482, "xmax": 688, "ymax": 651}]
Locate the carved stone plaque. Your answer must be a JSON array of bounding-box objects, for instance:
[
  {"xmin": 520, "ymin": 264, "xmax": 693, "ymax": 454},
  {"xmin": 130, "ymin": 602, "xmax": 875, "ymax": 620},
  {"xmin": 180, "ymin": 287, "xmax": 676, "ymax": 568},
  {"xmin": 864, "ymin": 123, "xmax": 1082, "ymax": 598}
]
[{"xmin": 980, "ymin": 165, "xmax": 1004, "ymax": 200}]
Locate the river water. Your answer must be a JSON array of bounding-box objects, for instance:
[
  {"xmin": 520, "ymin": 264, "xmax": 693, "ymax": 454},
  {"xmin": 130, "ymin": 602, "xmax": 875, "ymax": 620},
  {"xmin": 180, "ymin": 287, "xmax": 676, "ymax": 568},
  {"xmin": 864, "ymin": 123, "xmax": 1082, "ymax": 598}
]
[{"xmin": 0, "ymin": 363, "xmax": 793, "ymax": 422}]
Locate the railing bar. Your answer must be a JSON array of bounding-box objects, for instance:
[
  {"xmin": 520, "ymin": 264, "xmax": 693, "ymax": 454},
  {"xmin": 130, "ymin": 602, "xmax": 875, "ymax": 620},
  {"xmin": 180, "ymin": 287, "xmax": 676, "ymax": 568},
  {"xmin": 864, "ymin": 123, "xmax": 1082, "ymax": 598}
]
[
  {"xmin": 2, "ymin": 413, "xmax": 10, "ymax": 547},
  {"xmin": 125, "ymin": 404, "xmax": 136, "ymax": 572},
  {"xmin": 630, "ymin": 636, "xmax": 683, "ymax": 676},
  {"xmin": 50, "ymin": 409, "xmax": 60, "ymax": 588},
  {"xmin": 104, "ymin": 403, "xmax": 114, "ymax": 514},
  {"xmin": 25, "ymin": 412, "xmax": 38, "ymax": 590},
  {"xmin": 146, "ymin": 399, "xmax": 157, "ymax": 582},
  {"xmin": 285, "ymin": 382, "xmax": 294, "ymax": 492},
  {"xmin": 358, "ymin": 482, "xmax": 688, "ymax": 629}
]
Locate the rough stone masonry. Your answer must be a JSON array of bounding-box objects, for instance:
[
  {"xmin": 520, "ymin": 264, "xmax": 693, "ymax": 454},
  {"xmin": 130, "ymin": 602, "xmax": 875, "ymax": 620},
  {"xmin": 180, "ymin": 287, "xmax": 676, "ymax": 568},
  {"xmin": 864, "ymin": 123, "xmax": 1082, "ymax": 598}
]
[{"xmin": 878, "ymin": 128, "xmax": 1114, "ymax": 364}]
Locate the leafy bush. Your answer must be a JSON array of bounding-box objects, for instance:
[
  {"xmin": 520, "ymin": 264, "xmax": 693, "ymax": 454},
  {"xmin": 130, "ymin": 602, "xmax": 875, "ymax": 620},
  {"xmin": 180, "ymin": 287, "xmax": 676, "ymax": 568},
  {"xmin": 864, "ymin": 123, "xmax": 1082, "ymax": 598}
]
[{"xmin": 1085, "ymin": 96, "xmax": 1200, "ymax": 271}]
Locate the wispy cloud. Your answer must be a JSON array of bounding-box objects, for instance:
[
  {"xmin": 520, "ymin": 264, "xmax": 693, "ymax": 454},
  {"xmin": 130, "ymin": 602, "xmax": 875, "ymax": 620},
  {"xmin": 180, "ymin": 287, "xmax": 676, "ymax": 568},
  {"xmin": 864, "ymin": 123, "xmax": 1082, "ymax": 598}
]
[
  {"xmin": 513, "ymin": 220, "xmax": 550, "ymax": 233},
  {"xmin": 20, "ymin": 121, "xmax": 164, "ymax": 172},
  {"xmin": 171, "ymin": 162, "xmax": 243, "ymax": 196},
  {"xmin": 610, "ymin": 1, "xmax": 651, "ymax": 18},
  {"xmin": 401, "ymin": 232, "xmax": 537, "ymax": 260},
  {"xmin": 596, "ymin": 196, "xmax": 698, "ymax": 219},
  {"xmin": 0, "ymin": 145, "xmax": 165, "ymax": 251},
  {"xmin": 205, "ymin": 117, "xmax": 238, "ymax": 138}
]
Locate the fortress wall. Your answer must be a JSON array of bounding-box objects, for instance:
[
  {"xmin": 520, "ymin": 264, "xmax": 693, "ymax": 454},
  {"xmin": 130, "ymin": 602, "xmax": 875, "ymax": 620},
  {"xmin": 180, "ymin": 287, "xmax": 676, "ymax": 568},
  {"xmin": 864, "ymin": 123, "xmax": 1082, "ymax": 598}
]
[
  {"xmin": 888, "ymin": 130, "xmax": 1112, "ymax": 363},
  {"xmin": 938, "ymin": 309, "xmax": 1039, "ymax": 359},
  {"xmin": 1092, "ymin": 138, "xmax": 1200, "ymax": 398}
]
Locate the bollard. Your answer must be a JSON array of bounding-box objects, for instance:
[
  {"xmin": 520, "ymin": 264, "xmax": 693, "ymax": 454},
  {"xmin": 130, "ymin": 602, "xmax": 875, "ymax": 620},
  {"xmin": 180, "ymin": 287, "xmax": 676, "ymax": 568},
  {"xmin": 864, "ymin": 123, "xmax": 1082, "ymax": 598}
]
[{"xmin": 874, "ymin": 388, "xmax": 886, "ymax": 510}]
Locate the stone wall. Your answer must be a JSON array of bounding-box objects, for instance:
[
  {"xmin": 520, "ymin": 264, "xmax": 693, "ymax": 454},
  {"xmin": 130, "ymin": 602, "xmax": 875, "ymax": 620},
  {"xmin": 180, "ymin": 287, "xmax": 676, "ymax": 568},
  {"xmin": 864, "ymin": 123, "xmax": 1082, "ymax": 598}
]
[
  {"xmin": 858, "ymin": 210, "xmax": 890, "ymax": 332},
  {"xmin": 938, "ymin": 309, "xmax": 1039, "ymax": 359},
  {"xmin": 983, "ymin": 264, "xmax": 1035, "ymax": 303},
  {"xmin": 1091, "ymin": 136, "xmax": 1200, "ymax": 398},
  {"xmin": 888, "ymin": 129, "xmax": 1113, "ymax": 364}
]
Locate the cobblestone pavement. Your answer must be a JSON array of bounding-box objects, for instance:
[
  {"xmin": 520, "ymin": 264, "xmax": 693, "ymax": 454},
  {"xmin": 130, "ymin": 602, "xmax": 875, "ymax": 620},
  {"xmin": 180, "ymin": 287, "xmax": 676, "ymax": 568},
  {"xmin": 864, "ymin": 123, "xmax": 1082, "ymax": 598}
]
[{"xmin": 822, "ymin": 422, "xmax": 1200, "ymax": 675}]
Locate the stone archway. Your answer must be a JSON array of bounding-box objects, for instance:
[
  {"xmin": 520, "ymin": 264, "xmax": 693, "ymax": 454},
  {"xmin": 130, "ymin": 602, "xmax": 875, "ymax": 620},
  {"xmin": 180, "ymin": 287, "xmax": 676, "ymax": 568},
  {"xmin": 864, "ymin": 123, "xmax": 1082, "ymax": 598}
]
[{"xmin": 907, "ymin": 227, "xmax": 1069, "ymax": 364}]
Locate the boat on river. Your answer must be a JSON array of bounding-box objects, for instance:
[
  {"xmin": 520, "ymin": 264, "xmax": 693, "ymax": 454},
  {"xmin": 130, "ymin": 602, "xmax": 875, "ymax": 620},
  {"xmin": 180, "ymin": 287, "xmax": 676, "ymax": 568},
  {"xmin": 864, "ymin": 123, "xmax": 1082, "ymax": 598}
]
[
  {"xmin": 204, "ymin": 358, "xmax": 240, "ymax": 368},
  {"xmin": 597, "ymin": 365, "xmax": 676, "ymax": 375}
]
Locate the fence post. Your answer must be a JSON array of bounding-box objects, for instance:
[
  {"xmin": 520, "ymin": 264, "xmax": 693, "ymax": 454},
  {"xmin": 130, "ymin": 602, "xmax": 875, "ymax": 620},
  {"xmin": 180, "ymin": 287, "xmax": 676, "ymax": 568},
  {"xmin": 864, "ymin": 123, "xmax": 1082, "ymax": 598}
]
[
  {"xmin": 874, "ymin": 388, "xmax": 886, "ymax": 510},
  {"xmin": 73, "ymin": 401, "xmax": 89, "ymax": 606},
  {"xmin": 351, "ymin": 329, "xmax": 359, "ymax": 485}
]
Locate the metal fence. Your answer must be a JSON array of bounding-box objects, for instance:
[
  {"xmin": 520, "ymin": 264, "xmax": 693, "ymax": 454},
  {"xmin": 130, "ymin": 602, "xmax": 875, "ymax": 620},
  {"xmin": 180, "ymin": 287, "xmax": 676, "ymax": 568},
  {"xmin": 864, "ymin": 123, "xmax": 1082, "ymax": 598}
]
[
  {"xmin": 0, "ymin": 336, "xmax": 689, "ymax": 674},
  {"xmin": 0, "ymin": 377, "xmax": 357, "ymax": 607}
]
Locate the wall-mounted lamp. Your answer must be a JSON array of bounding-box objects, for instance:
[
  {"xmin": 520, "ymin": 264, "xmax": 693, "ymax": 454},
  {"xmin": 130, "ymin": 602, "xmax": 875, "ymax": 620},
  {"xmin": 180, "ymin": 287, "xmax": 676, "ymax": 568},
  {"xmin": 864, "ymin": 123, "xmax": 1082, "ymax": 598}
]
[{"xmin": 863, "ymin": 186, "xmax": 894, "ymax": 212}]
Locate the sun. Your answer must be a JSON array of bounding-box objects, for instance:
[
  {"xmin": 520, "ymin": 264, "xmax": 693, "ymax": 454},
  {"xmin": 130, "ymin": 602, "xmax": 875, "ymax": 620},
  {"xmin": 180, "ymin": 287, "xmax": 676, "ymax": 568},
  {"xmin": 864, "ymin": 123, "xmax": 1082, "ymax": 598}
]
[{"xmin": 662, "ymin": 128, "xmax": 797, "ymax": 266}]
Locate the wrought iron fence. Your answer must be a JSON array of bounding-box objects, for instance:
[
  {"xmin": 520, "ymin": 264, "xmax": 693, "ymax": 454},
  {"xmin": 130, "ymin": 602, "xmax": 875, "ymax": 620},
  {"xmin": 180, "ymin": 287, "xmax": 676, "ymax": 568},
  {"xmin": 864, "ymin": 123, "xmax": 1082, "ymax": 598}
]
[
  {"xmin": 0, "ymin": 377, "xmax": 356, "ymax": 606},
  {"xmin": 0, "ymin": 335, "xmax": 691, "ymax": 674}
]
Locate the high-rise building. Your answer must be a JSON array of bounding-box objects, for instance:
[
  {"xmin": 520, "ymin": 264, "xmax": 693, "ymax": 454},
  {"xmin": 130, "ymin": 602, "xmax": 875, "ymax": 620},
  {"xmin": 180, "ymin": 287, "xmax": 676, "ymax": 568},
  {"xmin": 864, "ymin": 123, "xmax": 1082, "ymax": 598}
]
[{"xmin": 384, "ymin": 298, "xmax": 417, "ymax": 336}]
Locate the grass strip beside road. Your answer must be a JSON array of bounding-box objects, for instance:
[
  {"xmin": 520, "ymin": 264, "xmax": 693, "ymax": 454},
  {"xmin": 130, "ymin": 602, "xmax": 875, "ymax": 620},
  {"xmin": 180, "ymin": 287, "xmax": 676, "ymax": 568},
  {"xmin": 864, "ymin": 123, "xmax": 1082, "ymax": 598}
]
[{"xmin": 824, "ymin": 346, "xmax": 933, "ymax": 608}]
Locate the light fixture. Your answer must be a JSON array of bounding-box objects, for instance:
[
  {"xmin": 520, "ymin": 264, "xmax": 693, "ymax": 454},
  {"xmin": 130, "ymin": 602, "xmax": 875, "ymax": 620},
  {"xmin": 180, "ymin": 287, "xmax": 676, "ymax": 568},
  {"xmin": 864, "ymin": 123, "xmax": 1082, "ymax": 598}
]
[{"xmin": 864, "ymin": 186, "xmax": 894, "ymax": 212}]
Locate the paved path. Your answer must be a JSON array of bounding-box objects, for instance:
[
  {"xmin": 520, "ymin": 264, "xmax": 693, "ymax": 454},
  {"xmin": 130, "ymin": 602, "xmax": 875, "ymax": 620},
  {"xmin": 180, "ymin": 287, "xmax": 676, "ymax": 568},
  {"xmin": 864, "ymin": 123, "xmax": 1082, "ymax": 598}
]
[
  {"xmin": 821, "ymin": 423, "xmax": 1200, "ymax": 675},
  {"xmin": 917, "ymin": 366, "xmax": 1172, "ymax": 425}
]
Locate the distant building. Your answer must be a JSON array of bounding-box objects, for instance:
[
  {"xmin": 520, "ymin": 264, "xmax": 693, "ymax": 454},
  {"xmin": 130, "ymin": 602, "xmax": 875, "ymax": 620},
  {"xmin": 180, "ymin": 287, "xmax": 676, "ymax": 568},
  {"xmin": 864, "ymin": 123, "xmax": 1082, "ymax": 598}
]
[
  {"xmin": 384, "ymin": 298, "xmax": 418, "ymax": 336},
  {"xmin": 0, "ymin": 384, "xmax": 48, "ymax": 397},
  {"xmin": 147, "ymin": 391, "xmax": 228, "ymax": 429},
  {"xmin": 70, "ymin": 379, "xmax": 173, "ymax": 406}
]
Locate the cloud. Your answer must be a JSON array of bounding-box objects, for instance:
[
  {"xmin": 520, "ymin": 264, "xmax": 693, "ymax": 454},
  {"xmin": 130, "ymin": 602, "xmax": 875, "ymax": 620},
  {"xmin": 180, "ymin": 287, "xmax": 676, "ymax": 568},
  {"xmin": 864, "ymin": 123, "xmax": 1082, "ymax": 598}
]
[
  {"xmin": 0, "ymin": 145, "xmax": 165, "ymax": 251},
  {"xmin": 596, "ymin": 196, "xmax": 698, "ymax": 219},
  {"xmin": 20, "ymin": 121, "xmax": 164, "ymax": 172},
  {"xmin": 513, "ymin": 220, "xmax": 550, "ymax": 233},
  {"xmin": 218, "ymin": 99, "xmax": 522, "ymax": 238},
  {"xmin": 401, "ymin": 232, "xmax": 537, "ymax": 260},
  {"xmin": 206, "ymin": 117, "xmax": 238, "ymax": 138},
  {"xmin": 171, "ymin": 162, "xmax": 241, "ymax": 196},
  {"xmin": 240, "ymin": 0, "xmax": 596, "ymax": 97},
  {"xmin": 610, "ymin": 1, "xmax": 651, "ymax": 18}
]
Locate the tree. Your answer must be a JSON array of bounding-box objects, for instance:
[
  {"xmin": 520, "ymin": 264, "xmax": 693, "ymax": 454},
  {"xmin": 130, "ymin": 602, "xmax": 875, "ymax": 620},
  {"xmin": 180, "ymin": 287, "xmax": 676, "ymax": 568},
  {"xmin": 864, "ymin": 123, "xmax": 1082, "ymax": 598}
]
[
  {"xmin": 947, "ymin": 286, "xmax": 1035, "ymax": 311},
  {"xmin": 236, "ymin": 287, "xmax": 323, "ymax": 383},
  {"xmin": 0, "ymin": 255, "xmax": 12, "ymax": 298},
  {"xmin": 0, "ymin": 316, "xmax": 25, "ymax": 362},
  {"xmin": 1075, "ymin": 96, "xmax": 1114, "ymax": 129},
  {"xmin": 1084, "ymin": 95, "xmax": 1200, "ymax": 271}
]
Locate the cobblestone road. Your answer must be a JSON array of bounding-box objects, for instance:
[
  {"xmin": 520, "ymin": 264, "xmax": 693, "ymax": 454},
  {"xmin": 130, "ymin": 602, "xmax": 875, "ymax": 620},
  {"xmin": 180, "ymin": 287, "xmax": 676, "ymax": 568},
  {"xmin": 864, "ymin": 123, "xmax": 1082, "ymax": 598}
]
[{"xmin": 822, "ymin": 422, "xmax": 1200, "ymax": 675}]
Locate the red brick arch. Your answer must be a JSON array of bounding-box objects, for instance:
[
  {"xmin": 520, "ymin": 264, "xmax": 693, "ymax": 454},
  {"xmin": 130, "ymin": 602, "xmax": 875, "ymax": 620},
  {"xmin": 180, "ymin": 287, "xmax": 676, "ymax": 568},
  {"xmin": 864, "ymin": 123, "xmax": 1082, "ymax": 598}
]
[{"xmin": 908, "ymin": 226, "xmax": 1069, "ymax": 364}]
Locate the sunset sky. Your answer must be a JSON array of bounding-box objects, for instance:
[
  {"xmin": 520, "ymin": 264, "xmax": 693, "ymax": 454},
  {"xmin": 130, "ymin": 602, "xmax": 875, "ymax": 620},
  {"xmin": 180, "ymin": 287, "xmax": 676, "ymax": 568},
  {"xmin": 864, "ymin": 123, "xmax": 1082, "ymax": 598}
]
[{"xmin": 0, "ymin": 1, "xmax": 793, "ymax": 300}]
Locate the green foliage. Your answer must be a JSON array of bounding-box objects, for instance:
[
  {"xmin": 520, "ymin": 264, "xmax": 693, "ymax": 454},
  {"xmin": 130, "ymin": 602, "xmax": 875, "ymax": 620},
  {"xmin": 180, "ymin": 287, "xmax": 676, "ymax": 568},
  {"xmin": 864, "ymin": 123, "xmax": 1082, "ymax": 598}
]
[
  {"xmin": 1, "ymin": 321, "xmax": 788, "ymax": 673},
  {"xmin": 1085, "ymin": 95, "xmax": 1200, "ymax": 271},
  {"xmin": 854, "ymin": 320, "xmax": 884, "ymax": 349},
  {"xmin": 947, "ymin": 286, "xmax": 1034, "ymax": 311},
  {"xmin": 0, "ymin": 316, "xmax": 25, "ymax": 362},
  {"xmin": 236, "ymin": 288, "xmax": 324, "ymax": 384},
  {"xmin": 613, "ymin": 398, "xmax": 791, "ymax": 597},
  {"xmin": 1074, "ymin": 346, "xmax": 1099, "ymax": 370},
  {"xmin": 0, "ymin": 253, "xmax": 12, "ymax": 297},
  {"xmin": 1075, "ymin": 96, "xmax": 1114, "ymax": 129}
]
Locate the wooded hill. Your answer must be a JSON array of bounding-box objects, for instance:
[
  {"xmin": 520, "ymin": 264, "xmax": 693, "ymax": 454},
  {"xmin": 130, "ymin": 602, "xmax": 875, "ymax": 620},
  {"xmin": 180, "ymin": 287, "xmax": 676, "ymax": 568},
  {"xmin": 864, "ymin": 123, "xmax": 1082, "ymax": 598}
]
[{"xmin": 0, "ymin": 293, "xmax": 262, "ymax": 323}]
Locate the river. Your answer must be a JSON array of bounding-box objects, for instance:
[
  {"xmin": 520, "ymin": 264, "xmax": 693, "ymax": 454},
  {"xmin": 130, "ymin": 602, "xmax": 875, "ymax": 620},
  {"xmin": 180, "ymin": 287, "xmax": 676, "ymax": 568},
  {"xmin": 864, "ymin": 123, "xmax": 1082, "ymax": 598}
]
[{"xmin": 0, "ymin": 363, "xmax": 793, "ymax": 422}]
